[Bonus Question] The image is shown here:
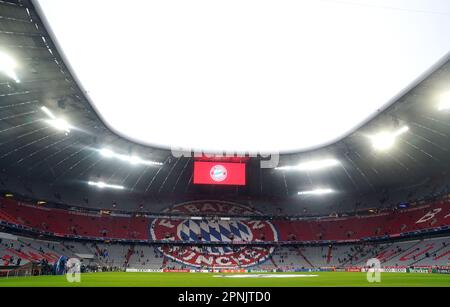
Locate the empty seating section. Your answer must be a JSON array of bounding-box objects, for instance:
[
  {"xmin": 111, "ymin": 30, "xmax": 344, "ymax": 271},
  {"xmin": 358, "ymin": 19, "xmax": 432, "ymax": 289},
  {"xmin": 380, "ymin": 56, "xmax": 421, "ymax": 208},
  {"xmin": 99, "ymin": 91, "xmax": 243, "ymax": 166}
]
[
  {"xmin": 0, "ymin": 210, "xmax": 18, "ymax": 224},
  {"xmin": 0, "ymin": 198, "xmax": 148, "ymax": 239},
  {"xmin": 372, "ymin": 237, "xmax": 450, "ymax": 267},
  {"xmin": 274, "ymin": 201, "xmax": 449, "ymax": 241},
  {"xmin": 0, "ymin": 234, "xmax": 449, "ymax": 270},
  {"xmin": 127, "ymin": 246, "xmax": 165, "ymax": 269},
  {"xmin": 270, "ymin": 247, "xmax": 309, "ymax": 270},
  {"xmin": 0, "ymin": 237, "xmax": 74, "ymax": 266},
  {"xmin": 0, "ymin": 197, "xmax": 448, "ymax": 242},
  {"xmin": 94, "ymin": 243, "xmax": 131, "ymax": 268}
]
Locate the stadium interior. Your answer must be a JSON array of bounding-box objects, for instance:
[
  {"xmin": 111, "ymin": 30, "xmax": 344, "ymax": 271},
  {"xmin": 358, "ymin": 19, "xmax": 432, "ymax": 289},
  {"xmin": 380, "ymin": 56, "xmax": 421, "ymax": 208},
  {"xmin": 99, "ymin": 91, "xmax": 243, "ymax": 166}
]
[{"xmin": 0, "ymin": 0, "xmax": 449, "ymax": 287}]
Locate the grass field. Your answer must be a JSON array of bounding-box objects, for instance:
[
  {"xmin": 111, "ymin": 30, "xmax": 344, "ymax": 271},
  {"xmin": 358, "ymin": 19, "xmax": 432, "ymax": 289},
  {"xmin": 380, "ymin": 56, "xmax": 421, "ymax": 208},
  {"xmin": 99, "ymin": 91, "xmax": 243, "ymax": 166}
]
[{"xmin": 0, "ymin": 272, "xmax": 449, "ymax": 287}]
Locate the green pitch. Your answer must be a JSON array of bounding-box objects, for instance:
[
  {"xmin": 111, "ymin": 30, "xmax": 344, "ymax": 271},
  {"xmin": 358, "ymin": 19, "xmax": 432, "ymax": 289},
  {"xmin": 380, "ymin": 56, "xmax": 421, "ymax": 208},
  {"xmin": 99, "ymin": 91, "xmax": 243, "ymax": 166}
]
[{"xmin": 0, "ymin": 272, "xmax": 449, "ymax": 287}]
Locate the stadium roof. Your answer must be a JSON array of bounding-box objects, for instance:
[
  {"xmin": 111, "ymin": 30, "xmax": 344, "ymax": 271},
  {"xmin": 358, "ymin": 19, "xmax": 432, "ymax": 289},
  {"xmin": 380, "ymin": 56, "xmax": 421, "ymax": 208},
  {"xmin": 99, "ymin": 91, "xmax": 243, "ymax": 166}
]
[
  {"xmin": 37, "ymin": 0, "xmax": 450, "ymax": 153},
  {"xmin": 0, "ymin": 0, "xmax": 449, "ymax": 209}
]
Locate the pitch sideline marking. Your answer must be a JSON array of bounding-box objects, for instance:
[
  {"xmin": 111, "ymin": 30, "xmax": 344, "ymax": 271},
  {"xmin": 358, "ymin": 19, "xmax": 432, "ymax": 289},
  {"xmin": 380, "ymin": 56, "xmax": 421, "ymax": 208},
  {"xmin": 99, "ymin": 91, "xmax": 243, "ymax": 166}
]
[{"xmin": 213, "ymin": 274, "xmax": 319, "ymax": 278}]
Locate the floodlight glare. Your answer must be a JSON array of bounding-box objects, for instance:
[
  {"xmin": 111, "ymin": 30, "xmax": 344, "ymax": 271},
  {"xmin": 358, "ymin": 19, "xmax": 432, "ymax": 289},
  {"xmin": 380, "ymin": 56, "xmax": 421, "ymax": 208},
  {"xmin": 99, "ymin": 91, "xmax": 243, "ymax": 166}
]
[
  {"xmin": 0, "ymin": 51, "xmax": 20, "ymax": 83},
  {"xmin": 46, "ymin": 118, "xmax": 71, "ymax": 133},
  {"xmin": 41, "ymin": 106, "xmax": 56, "ymax": 119},
  {"xmin": 276, "ymin": 159, "xmax": 340, "ymax": 171},
  {"xmin": 370, "ymin": 126, "xmax": 409, "ymax": 151},
  {"xmin": 99, "ymin": 148, "xmax": 163, "ymax": 167},
  {"xmin": 438, "ymin": 92, "xmax": 450, "ymax": 111},
  {"xmin": 100, "ymin": 148, "xmax": 114, "ymax": 158},
  {"xmin": 298, "ymin": 188, "xmax": 334, "ymax": 196},
  {"xmin": 41, "ymin": 106, "xmax": 72, "ymax": 133},
  {"xmin": 88, "ymin": 181, "xmax": 124, "ymax": 190},
  {"xmin": 129, "ymin": 156, "xmax": 142, "ymax": 165}
]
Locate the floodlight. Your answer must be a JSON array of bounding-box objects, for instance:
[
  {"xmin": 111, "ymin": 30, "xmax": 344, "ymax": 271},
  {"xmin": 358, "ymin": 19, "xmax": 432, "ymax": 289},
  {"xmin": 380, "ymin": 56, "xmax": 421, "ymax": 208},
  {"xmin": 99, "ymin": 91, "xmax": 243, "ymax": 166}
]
[
  {"xmin": 276, "ymin": 159, "xmax": 340, "ymax": 171},
  {"xmin": 370, "ymin": 126, "xmax": 409, "ymax": 151},
  {"xmin": 41, "ymin": 106, "xmax": 56, "ymax": 119},
  {"xmin": 98, "ymin": 148, "xmax": 163, "ymax": 166},
  {"xmin": 0, "ymin": 51, "xmax": 20, "ymax": 83},
  {"xmin": 438, "ymin": 92, "xmax": 450, "ymax": 111},
  {"xmin": 100, "ymin": 148, "xmax": 115, "ymax": 158},
  {"xmin": 46, "ymin": 118, "xmax": 71, "ymax": 133},
  {"xmin": 298, "ymin": 188, "xmax": 334, "ymax": 196},
  {"xmin": 88, "ymin": 181, "xmax": 124, "ymax": 190},
  {"xmin": 41, "ymin": 106, "xmax": 72, "ymax": 133}
]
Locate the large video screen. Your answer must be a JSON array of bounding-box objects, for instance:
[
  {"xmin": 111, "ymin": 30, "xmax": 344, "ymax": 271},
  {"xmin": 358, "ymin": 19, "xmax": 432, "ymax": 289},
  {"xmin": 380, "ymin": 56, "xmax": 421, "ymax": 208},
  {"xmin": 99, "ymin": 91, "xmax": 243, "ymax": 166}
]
[{"xmin": 193, "ymin": 161, "xmax": 246, "ymax": 186}]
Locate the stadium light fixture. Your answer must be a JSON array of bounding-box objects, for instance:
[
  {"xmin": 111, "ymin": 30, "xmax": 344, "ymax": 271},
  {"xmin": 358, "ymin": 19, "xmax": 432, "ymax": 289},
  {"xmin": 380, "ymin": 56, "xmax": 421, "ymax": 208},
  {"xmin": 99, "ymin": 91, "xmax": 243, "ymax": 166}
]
[
  {"xmin": 438, "ymin": 91, "xmax": 450, "ymax": 111},
  {"xmin": 370, "ymin": 126, "xmax": 409, "ymax": 151},
  {"xmin": 0, "ymin": 51, "xmax": 20, "ymax": 83},
  {"xmin": 41, "ymin": 106, "xmax": 56, "ymax": 119},
  {"xmin": 276, "ymin": 159, "xmax": 340, "ymax": 171},
  {"xmin": 88, "ymin": 181, "xmax": 125, "ymax": 190},
  {"xmin": 99, "ymin": 148, "xmax": 163, "ymax": 167},
  {"xmin": 46, "ymin": 118, "xmax": 72, "ymax": 133},
  {"xmin": 298, "ymin": 188, "xmax": 334, "ymax": 196},
  {"xmin": 100, "ymin": 148, "xmax": 115, "ymax": 158},
  {"xmin": 41, "ymin": 106, "xmax": 72, "ymax": 133}
]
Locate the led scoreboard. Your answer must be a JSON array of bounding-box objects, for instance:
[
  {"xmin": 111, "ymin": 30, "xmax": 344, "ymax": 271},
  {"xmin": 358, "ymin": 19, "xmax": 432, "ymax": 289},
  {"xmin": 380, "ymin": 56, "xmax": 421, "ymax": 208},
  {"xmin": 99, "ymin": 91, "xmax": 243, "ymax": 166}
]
[{"xmin": 193, "ymin": 161, "xmax": 246, "ymax": 186}]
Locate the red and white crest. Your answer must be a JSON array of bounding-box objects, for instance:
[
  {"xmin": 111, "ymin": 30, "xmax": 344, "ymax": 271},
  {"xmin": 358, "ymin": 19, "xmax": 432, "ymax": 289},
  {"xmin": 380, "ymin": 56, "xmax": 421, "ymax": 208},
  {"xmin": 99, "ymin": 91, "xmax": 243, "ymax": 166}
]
[{"xmin": 210, "ymin": 165, "xmax": 228, "ymax": 182}]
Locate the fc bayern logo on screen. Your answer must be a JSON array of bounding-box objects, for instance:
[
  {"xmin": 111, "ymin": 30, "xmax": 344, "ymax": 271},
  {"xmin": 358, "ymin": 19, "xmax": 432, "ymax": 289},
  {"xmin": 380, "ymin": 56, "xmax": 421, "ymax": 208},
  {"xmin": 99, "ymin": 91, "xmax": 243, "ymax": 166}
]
[
  {"xmin": 210, "ymin": 165, "xmax": 227, "ymax": 182},
  {"xmin": 150, "ymin": 201, "xmax": 279, "ymax": 268}
]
